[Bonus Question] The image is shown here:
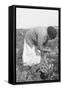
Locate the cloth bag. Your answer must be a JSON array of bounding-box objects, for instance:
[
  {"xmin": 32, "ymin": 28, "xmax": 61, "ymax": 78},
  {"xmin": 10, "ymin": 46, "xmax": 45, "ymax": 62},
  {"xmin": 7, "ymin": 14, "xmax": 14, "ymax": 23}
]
[{"xmin": 22, "ymin": 40, "xmax": 41, "ymax": 66}]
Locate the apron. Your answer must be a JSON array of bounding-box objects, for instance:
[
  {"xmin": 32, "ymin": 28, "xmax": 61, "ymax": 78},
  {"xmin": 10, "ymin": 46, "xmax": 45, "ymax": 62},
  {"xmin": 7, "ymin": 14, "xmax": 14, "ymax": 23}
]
[{"xmin": 22, "ymin": 40, "xmax": 41, "ymax": 66}]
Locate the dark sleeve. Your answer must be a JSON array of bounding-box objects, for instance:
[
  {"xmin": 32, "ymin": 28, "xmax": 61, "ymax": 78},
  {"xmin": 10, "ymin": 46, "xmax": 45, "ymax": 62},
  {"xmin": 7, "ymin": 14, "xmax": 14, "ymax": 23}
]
[
  {"xmin": 43, "ymin": 36, "xmax": 48, "ymax": 46},
  {"xmin": 38, "ymin": 34, "xmax": 48, "ymax": 51},
  {"xmin": 31, "ymin": 32, "xmax": 38, "ymax": 46}
]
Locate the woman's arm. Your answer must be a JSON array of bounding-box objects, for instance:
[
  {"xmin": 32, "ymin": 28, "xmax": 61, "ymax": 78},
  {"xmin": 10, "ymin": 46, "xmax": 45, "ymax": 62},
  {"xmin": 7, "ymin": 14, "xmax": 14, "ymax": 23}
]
[
  {"xmin": 26, "ymin": 39, "xmax": 33, "ymax": 48},
  {"xmin": 35, "ymin": 46, "xmax": 41, "ymax": 55},
  {"xmin": 25, "ymin": 31, "xmax": 33, "ymax": 48}
]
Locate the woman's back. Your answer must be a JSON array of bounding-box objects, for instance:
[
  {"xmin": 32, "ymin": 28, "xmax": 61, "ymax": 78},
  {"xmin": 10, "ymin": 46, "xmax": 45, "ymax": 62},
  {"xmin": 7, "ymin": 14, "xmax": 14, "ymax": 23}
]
[{"xmin": 25, "ymin": 26, "xmax": 47, "ymax": 50}]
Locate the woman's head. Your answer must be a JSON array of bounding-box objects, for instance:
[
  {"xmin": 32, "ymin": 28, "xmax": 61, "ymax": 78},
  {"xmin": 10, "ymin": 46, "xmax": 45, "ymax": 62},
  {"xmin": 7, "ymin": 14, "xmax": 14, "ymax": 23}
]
[{"xmin": 47, "ymin": 26, "xmax": 57, "ymax": 40}]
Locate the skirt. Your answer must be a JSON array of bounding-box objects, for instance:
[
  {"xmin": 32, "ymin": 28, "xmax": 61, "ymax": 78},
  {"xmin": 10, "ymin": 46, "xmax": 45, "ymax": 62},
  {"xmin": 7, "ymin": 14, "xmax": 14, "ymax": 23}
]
[{"xmin": 22, "ymin": 40, "xmax": 41, "ymax": 66}]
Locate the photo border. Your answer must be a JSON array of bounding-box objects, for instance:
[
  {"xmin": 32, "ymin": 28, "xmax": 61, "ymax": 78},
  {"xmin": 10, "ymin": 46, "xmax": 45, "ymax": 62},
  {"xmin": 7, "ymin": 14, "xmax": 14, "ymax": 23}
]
[{"xmin": 13, "ymin": 5, "xmax": 61, "ymax": 85}]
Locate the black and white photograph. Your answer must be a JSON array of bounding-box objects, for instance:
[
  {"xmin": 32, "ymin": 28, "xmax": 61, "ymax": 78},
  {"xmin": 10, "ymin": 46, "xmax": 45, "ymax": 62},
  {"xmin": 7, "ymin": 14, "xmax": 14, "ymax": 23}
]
[{"xmin": 16, "ymin": 6, "xmax": 60, "ymax": 83}]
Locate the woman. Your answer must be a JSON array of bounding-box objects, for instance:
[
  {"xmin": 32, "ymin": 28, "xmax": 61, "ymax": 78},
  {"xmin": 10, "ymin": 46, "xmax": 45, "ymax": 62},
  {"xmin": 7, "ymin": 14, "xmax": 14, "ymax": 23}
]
[{"xmin": 22, "ymin": 26, "xmax": 57, "ymax": 66}]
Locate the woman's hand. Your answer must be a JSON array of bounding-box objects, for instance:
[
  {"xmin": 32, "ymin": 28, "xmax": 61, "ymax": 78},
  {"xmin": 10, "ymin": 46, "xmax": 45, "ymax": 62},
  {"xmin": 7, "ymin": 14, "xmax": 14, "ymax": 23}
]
[{"xmin": 35, "ymin": 46, "xmax": 41, "ymax": 56}]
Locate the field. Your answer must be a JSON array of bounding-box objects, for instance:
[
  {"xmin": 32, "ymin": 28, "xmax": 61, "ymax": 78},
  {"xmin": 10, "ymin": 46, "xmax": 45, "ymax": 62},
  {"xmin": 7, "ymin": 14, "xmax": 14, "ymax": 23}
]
[{"xmin": 16, "ymin": 27, "xmax": 59, "ymax": 82}]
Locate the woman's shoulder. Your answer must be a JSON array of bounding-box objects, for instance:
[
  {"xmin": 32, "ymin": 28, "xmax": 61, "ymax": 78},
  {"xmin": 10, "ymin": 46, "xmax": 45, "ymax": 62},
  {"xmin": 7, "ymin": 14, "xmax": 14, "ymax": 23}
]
[
  {"xmin": 34, "ymin": 26, "xmax": 47, "ymax": 37},
  {"xmin": 25, "ymin": 26, "xmax": 47, "ymax": 38}
]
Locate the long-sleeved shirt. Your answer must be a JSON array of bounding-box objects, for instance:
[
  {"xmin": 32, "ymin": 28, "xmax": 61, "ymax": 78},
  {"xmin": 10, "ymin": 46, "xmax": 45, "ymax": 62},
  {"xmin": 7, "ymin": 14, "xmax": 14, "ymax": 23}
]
[{"xmin": 25, "ymin": 26, "xmax": 48, "ymax": 51}]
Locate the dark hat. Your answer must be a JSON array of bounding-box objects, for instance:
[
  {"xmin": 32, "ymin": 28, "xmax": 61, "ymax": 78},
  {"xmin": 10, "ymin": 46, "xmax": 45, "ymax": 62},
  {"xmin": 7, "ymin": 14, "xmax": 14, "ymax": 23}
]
[{"xmin": 47, "ymin": 26, "xmax": 57, "ymax": 40}]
